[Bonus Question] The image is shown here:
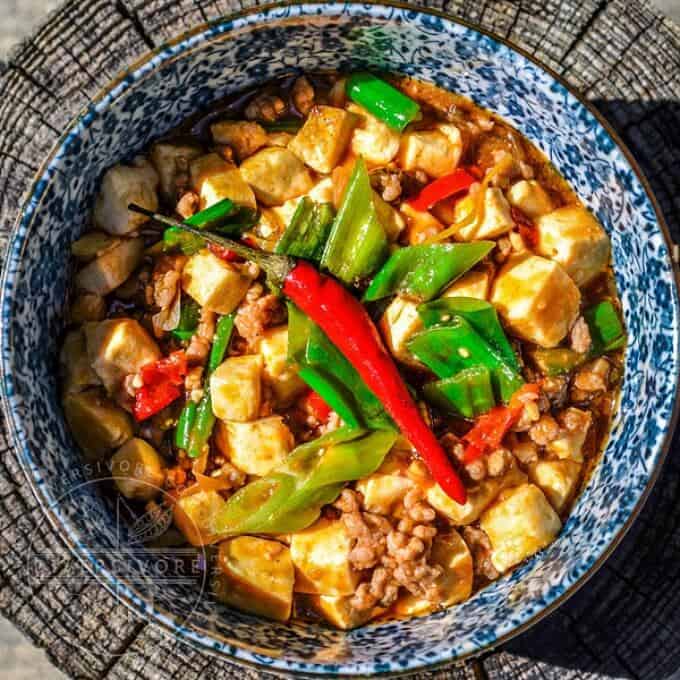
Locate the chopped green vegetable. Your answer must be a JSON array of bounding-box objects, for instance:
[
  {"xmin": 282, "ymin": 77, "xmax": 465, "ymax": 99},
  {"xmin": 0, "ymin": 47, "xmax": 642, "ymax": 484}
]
[
  {"xmin": 163, "ymin": 226, "xmax": 204, "ymax": 255},
  {"xmin": 423, "ymin": 366, "xmax": 495, "ymax": 419},
  {"xmin": 212, "ymin": 428, "xmax": 397, "ymax": 536},
  {"xmin": 321, "ymin": 157, "xmax": 389, "ymax": 286},
  {"xmin": 531, "ymin": 348, "xmax": 585, "ymax": 376},
  {"xmin": 275, "ymin": 197, "xmax": 335, "ymax": 262},
  {"xmin": 184, "ymin": 198, "xmax": 236, "ymax": 229},
  {"xmin": 287, "ymin": 303, "xmax": 394, "ymax": 431},
  {"xmin": 186, "ymin": 313, "xmax": 236, "ymax": 458},
  {"xmin": 346, "ymin": 72, "xmax": 420, "ymax": 132},
  {"xmin": 408, "ymin": 316, "xmax": 524, "ymax": 403},
  {"xmin": 584, "ymin": 300, "xmax": 626, "ymax": 354},
  {"xmin": 418, "ymin": 297, "xmax": 519, "ymax": 370},
  {"xmin": 364, "ymin": 242, "xmax": 494, "ymax": 303},
  {"xmin": 175, "ymin": 400, "xmax": 197, "ymax": 449},
  {"xmin": 172, "ymin": 298, "xmax": 201, "ymax": 341}
]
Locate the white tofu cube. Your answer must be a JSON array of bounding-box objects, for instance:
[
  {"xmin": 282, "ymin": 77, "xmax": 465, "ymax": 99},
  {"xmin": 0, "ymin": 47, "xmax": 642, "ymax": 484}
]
[
  {"xmin": 394, "ymin": 531, "xmax": 473, "ymax": 616},
  {"xmin": 490, "ymin": 254, "xmax": 581, "ymax": 348},
  {"xmin": 348, "ymin": 102, "xmax": 401, "ymax": 167},
  {"xmin": 506, "ymin": 180, "xmax": 554, "ymax": 219},
  {"xmin": 181, "ymin": 250, "xmax": 253, "ymax": 314},
  {"xmin": 214, "ymin": 537, "xmax": 295, "ymax": 622},
  {"xmin": 214, "ymin": 416, "xmax": 293, "ymax": 476},
  {"xmin": 528, "ymin": 459, "xmax": 582, "ymax": 514},
  {"xmin": 211, "ymin": 120, "xmax": 268, "ymax": 161},
  {"xmin": 62, "ymin": 389, "xmax": 132, "ymax": 460},
  {"xmin": 271, "ymin": 177, "xmax": 335, "ymax": 231},
  {"xmin": 210, "ymin": 355, "xmax": 263, "ymax": 422},
  {"xmin": 240, "ymin": 147, "xmax": 314, "ymax": 206},
  {"xmin": 290, "ymin": 518, "xmax": 359, "ymax": 596},
  {"xmin": 189, "ymin": 153, "xmax": 231, "ymax": 189},
  {"xmin": 111, "ymin": 437, "xmax": 165, "ymax": 501},
  {"xmin": 442, "ymin": 269, "xmax": 491, "ymax": 300},
  {"xmin": 75, "ymin": 238, "xmax": 143, "ymax": 295},
  {"xmin": 150, "ymin": 141, "xmax": 202, "ymax": 201},
  {"xmin": 379, "ymin": 296, "xmax": 424, "ymax": 367},
  {"xmin": 400, "ymin": 202, "xmax": 444, "ymax": 245},
  {"xmin": 93, "ymin": 159, "xmax": 159, "ymax": 235},
  {"xmin": 427, "ymin": 464, "xmax": 527, "ymax": 525},
  {"xmin": 480, "ymin": 483, "xmax": 562, "ymax": 573},
  {"xmin": 398, "ymin": 124, "xmax": 463, "ymax": 178},
  {"xmin": 455, "ymin": 188, "xmax": 514, "ymax": 240},
  {"xmin": 547, "ymin": 407, "xmax": 592, "ymax": 462},
  {"xmin": 288, "ymin": 105, "xmax": 359, "ymax": 174},
  {"xmin": 84, "ymin": 318, "xmax": 161, "ymax": 395},
  {"xmin": 355, "ymin": 473, "xmax": 415, "ymax": 514},
  {"xmin": 304, "ymin": 594, "xmax": 384, "ymax": 630},
  {"xmin": 257, "ymin": 326, "xmax": 306, "ymax": 406},
  {"xmin": 200, "ymin": 168, "xmax": 257, "ymax": 211},
  {"xmin": 535, "ymin": 206, "xmax": 610, "ymax": 286}
]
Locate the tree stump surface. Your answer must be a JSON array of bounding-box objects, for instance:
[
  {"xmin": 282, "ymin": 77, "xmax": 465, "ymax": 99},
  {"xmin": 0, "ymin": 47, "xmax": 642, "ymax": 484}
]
[{"xmin": 0, "ymin": 1, "xmax": 679, "ymax": 678}]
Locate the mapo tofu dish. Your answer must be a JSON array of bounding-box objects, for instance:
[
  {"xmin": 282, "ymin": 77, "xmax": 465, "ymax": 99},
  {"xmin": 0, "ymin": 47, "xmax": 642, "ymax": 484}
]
[{"xmin": 61, "ymin": 72, "xmax": 625, "ymax": 629}]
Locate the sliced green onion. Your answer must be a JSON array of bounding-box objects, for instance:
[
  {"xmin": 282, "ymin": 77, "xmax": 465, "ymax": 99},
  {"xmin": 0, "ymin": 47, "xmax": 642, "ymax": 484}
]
[{"xmin": 175, "ymin": 401, "xmax": 198, "ymax": 450}]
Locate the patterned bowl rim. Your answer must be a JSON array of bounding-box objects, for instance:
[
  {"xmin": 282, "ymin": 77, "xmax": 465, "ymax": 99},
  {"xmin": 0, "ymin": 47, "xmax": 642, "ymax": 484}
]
[{"xmin": 1, "ymin": 1, "xmax": 679, "ymax": 676}]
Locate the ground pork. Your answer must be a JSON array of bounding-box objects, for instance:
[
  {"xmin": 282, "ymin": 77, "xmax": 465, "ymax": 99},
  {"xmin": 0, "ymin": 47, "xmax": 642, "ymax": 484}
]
[
  {"xmin": 234, "ymin": 285, "xmax": 285, "ymax": 348},
  {"xmin": 462, "ymin": 525, "xmax": 499, "ymax": 582},
  {"xmin": 541, "ymin": 375, "xmax": 569, "ymax": 409},
  {"xmin": 573, "ymin": 357, "xmax": 610, "ymax": 393},
  {"xmin": 570, "ymin": 316, "xmax": 592, "ymax": 354},
  {"xmin": 176, "ymin": 191, "xmax": 199, "ymax": 219},
  {"xmin": 186, "ymin": 307, "xmax": 216, "ymax": 364},
  {"xmin": 150, "ymin": 255, "xmax": 186, "ymax": 337},
  {"xmin": 528, "ymin": 414, "xmax": 562, "ymax": 446},
  {"xmin": 511, "ymin": 438, "xmax": 539, "ymax": 465}
]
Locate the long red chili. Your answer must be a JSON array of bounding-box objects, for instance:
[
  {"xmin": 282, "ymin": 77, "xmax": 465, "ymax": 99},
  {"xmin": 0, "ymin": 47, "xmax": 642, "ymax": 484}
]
[
  {"xmin": 128, "ymin": 204, "xmax": 468, "ymax": 503},
  {"xmin": 283, "ymin": 261, "xmax": 467, "ymax": 504}
]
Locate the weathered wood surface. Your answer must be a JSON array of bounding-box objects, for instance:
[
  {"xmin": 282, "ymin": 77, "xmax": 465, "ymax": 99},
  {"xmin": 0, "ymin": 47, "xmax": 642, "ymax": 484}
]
[{"xmin": 0, "ymin": 1, "xmax": 679, "ymax": 678}]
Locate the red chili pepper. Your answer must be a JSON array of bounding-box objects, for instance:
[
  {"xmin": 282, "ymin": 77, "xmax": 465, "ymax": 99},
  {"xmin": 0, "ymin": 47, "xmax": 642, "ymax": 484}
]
[
  {"xmin": 303, "ymin": 390, "xmax": 332, "ymax": 423},
  {"xmin": 208, "ymin": 243, "xmax": 242, "ymax": 262},
  {"xmin": 127, "ymin": 205, "xmax": 468, "ymax": 503},
  {"xmin": 134, "ymin": 381, "xmax": 182, "ymax": 421},
  {"xmin": 511, "ymin": 207, "xmax": 538, "ymax": 248},
  {"xmin": 462, "ymin": 384, "xmax": 540, "ymax": 463},
  {"xmin": 408, "ymin": 168, "xmax": 476, "ymax": 212},
  {"xmin": 140, "ymin": 350, "xmax": 188, "ymax": 386},
  {"xmin": 134, "ymin": 351, "xmax": 188, "ymax": 421},
  {"xmin": 284, "ymin": 261, "xmax": 467, "ymax": 504}
]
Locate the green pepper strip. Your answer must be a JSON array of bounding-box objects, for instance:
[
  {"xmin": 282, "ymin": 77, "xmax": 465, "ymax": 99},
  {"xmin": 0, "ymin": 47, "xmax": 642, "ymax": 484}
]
[
  {"xmin": 321, "ymin": 157, "xmax": 389, "ymax": 286},
  {"xmin": 408, "ymin": 316, "xmax": 524, "ymax": 403},
  {"xmin": 364, "ymin": 243, "xmax": 494, "ymax": 303},
  {"xmin": 346, "ymin": 72, "xmax": 420, "ymax": 132},
  {"xmin": 418, "ymin": 297, "xmax": 520, "ymax": 371},
  {"xmin": 172, "ymin": 298, "xmax": 201, "ymax": 342},
  {"xmin": 174, "ymin": 400, "xmax": 197, "ymax": 449},
  {"xmin": 275, "ymin": 197, "xmax": 335, "ymax": 263},
  {"xmin": 186, "ymin": 314, "xmax": 236, "ymax": 458},
  {"xmin": 584, "ymin": 300, "xmax": 626, "ymax": 354},
  {"xmin": 212, "ymin": 428, "xmax": 397, "ymax": 536},
  {"xmin": 287, "ymin": 303, "xmax": 394, "ymax": 431},
  {"xmin": 423, "ymin": 366, "xmax": 495, "ymax": 419}
]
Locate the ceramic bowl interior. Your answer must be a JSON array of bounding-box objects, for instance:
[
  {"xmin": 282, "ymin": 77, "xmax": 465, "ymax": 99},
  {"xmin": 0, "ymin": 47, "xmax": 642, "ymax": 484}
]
[{"xmin": 2, "ymin": 3, "xmax": 679, "ymax": 676}]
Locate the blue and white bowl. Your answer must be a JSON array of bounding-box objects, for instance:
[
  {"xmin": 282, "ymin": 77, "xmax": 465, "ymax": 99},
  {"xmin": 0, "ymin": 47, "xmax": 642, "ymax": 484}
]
[{"xmin": 2, "ymin": 2, "xmax": 678, "ymax": 675}]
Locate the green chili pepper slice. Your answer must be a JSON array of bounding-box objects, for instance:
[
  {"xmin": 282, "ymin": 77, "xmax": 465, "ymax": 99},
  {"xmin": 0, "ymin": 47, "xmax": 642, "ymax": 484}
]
[
  {"xmin": 172, "ymin": 298, "xmax": 201, "ymax": 342},
  {"xmin": 346, "ymin": 72, "xmax": 420, "ymax": 132},
  {"xmin": 275, "ymin": 197, "xmax": 335, "ymax": 262},
  {"xmin": 584, "ymin": 300, "xmax": 626, "ymax": 354},
  {"xmin": 418, "ymin": 297, "xmax": 520, "ymax": 371},
  {"xmin": 364, "ymin": 243, "xmax": 494, "ymax": 302},
  {"xmin": 423, "ymin": 366, "xmax": 495, "ymax": 419},
  {"xmin": 175, "ymin": 401, "xmax": 198, "ymax": 450},
  {"xmin": 408, "ymin": 316, "xmax": 524, "ymax": 403},
  {"xmin": 209, "ymin": 314, "xmax": 236, "ymax": 374},
  {"xmin": 321, "ymin": 157, "xmax": 389, "ymax": 286}
]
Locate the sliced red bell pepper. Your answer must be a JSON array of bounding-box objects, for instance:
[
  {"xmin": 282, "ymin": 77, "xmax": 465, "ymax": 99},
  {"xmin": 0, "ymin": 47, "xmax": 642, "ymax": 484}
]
[
  {"xmin": 408, "ymin": 168, "xmax": 476, "ymax": 212},
  {"xmin": 462, "ymin": 383, "xmax": 540, "ymax": 463},
  {"xmin": 134, "ymin": 351, "xmax": 188, "ymax": 421},
  {"xmin": 140, "ymin": 350, "xmax": 188, "ymax": 386}
]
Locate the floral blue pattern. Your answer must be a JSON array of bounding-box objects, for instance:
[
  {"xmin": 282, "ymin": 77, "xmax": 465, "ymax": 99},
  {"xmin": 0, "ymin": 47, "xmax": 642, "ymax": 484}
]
[{"xmin": 1, "ymin": 2, "xmax": 678, "ymax": 676}]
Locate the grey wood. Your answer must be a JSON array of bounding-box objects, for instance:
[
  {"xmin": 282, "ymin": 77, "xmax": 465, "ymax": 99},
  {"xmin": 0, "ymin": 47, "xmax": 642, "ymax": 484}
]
[{"xmin": 0, "ymin": 1, "xmax": 679, "ymax": 678}]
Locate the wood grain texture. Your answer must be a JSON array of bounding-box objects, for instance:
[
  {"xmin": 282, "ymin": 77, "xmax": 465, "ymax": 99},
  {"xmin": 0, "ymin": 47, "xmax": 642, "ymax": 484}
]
[{"xmin": 0, "ymin": 1, "xmax": 678, "ymax": 678}]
